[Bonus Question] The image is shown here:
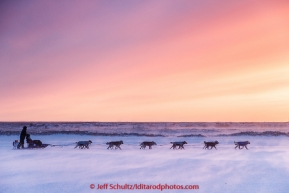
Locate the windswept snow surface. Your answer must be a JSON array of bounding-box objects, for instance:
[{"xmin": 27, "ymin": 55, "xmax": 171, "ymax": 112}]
[{"xmin": 1, "ymin": 135, "xmax": 289, "ymax": 193}]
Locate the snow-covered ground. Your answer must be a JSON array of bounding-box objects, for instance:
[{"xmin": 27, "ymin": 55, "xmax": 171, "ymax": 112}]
[{"xmin": 1, "ymin": 135, "xmax": 289, "ymax": 193}]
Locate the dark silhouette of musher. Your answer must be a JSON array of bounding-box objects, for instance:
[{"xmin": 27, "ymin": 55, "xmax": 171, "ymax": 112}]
[{"xmin": 18, "ymin": 126, "xmax": 27, "ymax": 149}]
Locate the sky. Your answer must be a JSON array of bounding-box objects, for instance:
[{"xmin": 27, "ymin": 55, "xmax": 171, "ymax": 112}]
[{"xmin": 1, "ymin": 0, "xmax": 289, "ymax": 122}]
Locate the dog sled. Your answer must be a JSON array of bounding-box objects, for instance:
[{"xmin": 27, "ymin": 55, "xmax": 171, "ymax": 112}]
[
  {"xmin": 13, "ymin": 136, "xmax": 62, "ymax": 150},
  {"xmin": 13, "ymin": 142, "xmax": 51, "ymax": 149},
  {"xmin": 26, "ymin": 141, "xmax": 50, "ymax": 149}
]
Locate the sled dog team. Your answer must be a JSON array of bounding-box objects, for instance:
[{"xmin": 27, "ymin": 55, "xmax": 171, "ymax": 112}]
[
  {"xmin": 13, "ymin": 139, "xmax": 250, "ymax": 150},
  {"xmin": 13, "ymin": 126, "xmax": 251, "ymax": 150},
  {"xmin": 73, "ymin": 140, "xmax": 251, "ymax": 150}
]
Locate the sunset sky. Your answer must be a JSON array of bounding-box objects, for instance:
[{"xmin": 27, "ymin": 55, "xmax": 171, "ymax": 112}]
[{"xmin": 1, "ymin": 0, "xmax": 289, "ymax": 121}]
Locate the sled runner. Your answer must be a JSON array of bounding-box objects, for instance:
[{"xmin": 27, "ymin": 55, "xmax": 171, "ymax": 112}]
[{"xmin": 27, "ymin": 141, "xmax": 50, "ymax": 149}]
